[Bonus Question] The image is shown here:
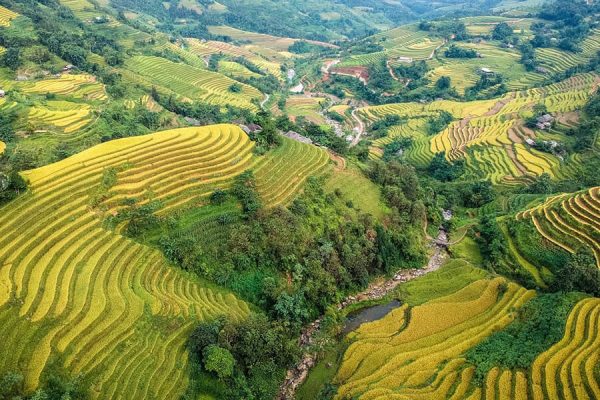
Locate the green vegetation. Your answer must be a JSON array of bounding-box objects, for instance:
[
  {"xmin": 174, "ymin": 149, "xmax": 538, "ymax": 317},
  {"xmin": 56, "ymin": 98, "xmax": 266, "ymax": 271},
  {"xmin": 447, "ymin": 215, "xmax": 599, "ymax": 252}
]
[
  {"xmin": 466, "ymin": 292, "xmax": 587, "ymax": 382},
  {"xmin": 0, "ymin": 0, "xmax": 599, "ymax": 399},
  {"xmin": 397, "ymin": 259, "xmax": 489, "ymax": 306}
]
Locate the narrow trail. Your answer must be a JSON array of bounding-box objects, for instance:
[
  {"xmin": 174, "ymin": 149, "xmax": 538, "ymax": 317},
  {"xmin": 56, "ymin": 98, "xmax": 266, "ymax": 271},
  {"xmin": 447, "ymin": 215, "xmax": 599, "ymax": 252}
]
[
  {"xmin": 350, "ymin": 108, "xmax": 365, "ymax": 146},
  {"xmin": 386, "ymin": 59, "xmax": 399, "ymax": 81},
  {"xmin": 260, "ymin": 93, "xmax": 270, "ymax": 110},
  {"xmin": 429, "ymin": 39, "xmax": 448, "ymax": 60},
  {"xmin": 277, "ymin": 227, "xmax": 450, "ymax": 399}
]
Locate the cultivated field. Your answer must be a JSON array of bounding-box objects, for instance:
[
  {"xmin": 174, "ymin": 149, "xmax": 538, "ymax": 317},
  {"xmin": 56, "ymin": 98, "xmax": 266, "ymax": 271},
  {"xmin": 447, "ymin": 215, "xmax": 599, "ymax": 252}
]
[
  {"xmin": 124, "ymin": 56, "xmax": 262, "ymax": 110},
  {"xmin": 251, "ymin": 136, "xmax": 330, "ymax": 207},
  {"xmin": 334, "ymin": 274, "xmax": 535, "ymax": 399},
  {"xmin": 0, "ymin": 4, "xmax": 18, "ymax": 26},
  {"xmin": 285, "ymin": 96, "xmax": 328, "ymax": 125},
  {"xmin": 334, "ymin": 260, "xmax": 600, "ymax": 399},
  {"xmin": 0, "ymin": 125, "xmax": 254, "ymax": 399},
  {"xmin": 476, "ymin": 297, "xmax": 600, "ymax": 400},
  {"xmin": 361, "ymin": 73, "xmax": 599, "ymax": 184},
  {"xmin": 27, "ymin": 102, "xmax": 92, "ymax": 134},
  {"xmin": 24, "ymin": 74, "xmax": 107, "ymax": 101},
  {"xmin": 516, "ymin": 187, "xmax": 600, "ymax": 268},
  {"xmin": 186, "ymin": 38, "xmax": 283, "ymax": 78}
]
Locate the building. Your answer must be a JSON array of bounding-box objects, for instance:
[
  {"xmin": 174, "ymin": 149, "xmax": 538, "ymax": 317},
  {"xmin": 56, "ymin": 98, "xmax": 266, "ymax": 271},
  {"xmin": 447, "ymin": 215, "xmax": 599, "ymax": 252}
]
[
  {"xmin": 0, "ymin": 90, "xmax": 5, "ymax": 98},
  {"xmin": 479, "ymin": 67, "xmax": 494, "ymax": 76},
  {"xmin": 536, "ymin": 114, "xmax": 554, "ymax": 130},
  {"xmin": 62, "ymin": 64, "xmax": 75, "ymax": 72}
]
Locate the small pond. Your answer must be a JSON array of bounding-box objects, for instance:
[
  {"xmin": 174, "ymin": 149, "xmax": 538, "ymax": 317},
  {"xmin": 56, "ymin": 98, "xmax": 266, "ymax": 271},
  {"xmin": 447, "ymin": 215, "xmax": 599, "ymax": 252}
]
[{"xmin": 342, "ymin": 299, "xmax": 402, "ymax": 335}]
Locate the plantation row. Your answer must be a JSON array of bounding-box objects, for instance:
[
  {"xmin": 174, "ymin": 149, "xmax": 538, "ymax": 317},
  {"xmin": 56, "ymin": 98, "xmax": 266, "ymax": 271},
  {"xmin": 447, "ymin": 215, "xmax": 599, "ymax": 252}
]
[
  {"xmin": 186, "ymin": 38, "xmax": 282, "ymax": 78},
  {"xmin": 124, "ymin": 56, "xmax": 262, "ymax": 110},
  {"xmin": 251, "ymin": 136, "xmax": 330, "ymax": 207},
  {"xmin": 360, "ymin": 73, "xmax": 599, "ymax": 184},
  {"xmin": 334, "ymin": 277, "xmax": 535, "ymax": 399},
  {"xmin": 286, "ymin": 96, "xmax": 328, "ymax": 125},
  {"xmin": 28, "ymin": 103, "xmax": 92, "ymax": 134},
  {"xmin": 475, "ymin": 298, "xmax": 600, "ymax": 400},
  {"xmin": 0, "ymin": 4, "xmax": 18, "ymax": 26},
  {"xmin": 22, "ymin": 74, "xmax": 107, "ymax": 101},
  {"xmin": 0, "ymin": 126, "xmax": 256, "ymax": 398},
  {"xmin": 516, "ymin": 187, "xmax": 600, "ymax": 268}
]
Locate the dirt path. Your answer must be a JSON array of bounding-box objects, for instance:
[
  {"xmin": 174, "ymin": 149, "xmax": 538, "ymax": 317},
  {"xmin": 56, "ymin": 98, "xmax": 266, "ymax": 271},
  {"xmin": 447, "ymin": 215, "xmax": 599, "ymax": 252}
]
[
  {"xmin": 277, "ymin": 228, "xmax": 450, "ymax": 399},
  {"xmin": 350, "ymin": 108, "xmax": 365, "ymax": 146},
  {"xmin": 260, "ymin": 94, "xmax": 270, "ymax": 110},
  {"xmin": 429, "ymin": 39, "xmax": 448, "ymax": 60},
  {"xmin": 328, "ymin": 151, "xmax": 347, "ymax": 171},
  {"xmin": 386, "ymin": 59, "xmax": 399, "ymax": 81}
]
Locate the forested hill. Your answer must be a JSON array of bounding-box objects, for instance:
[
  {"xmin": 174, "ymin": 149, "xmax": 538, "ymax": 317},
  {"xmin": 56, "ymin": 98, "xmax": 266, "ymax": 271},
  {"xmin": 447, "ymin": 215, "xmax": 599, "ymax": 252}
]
[{"xmin": 109, "ymin": 0, "xmax": 541, "ymax": 41}]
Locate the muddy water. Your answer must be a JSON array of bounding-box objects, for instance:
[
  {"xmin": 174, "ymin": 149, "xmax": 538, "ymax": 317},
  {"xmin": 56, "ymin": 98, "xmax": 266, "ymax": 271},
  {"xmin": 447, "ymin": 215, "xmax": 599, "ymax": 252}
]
[{"xmin": 342, "ymin": 300, "xmax": 402, "ymax": 335}]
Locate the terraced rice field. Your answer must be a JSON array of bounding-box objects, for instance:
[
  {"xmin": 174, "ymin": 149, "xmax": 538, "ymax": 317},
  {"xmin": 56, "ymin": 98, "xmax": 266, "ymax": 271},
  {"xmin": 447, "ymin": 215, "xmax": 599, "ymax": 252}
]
[
  {"xmin": 124, "ymin": 56, "xmax": 262, "ymax": 110},
  {"xmin": 285, "ymin": 96, "xmax": 327, "ymax": 125},
  {"xmin": 341, "ymin": 26, "xmax": 443, "ymax": 68},
  {"xmin": 0, "ymin": 4, "xmax": 18, "ymax": 26},
  {"xmin": 428, "ymin": 42, "xmax": 545, "ymax": 93},
  {"xmin": 0, "ymin": 125, "xmax": 253, "ymax": 398},
  {"xmin": 21, "ymin": 74, "xmax": 107, "ymax": 101},
  {"xmin": 516, "ymin": 187, "xmax": 600, "ymax": 268},
  {"xmin": 60, "ymin": 0, "xmax": 108, "ymax": 21},
  {"xmin": 251, "ymin": 136, "xmax": 330, "ymax": 207},
  {"xmin": 186, "ymin": 38, "xmax": 283, "ymax": 78},
  {"xmin": 219, "ymin": 60, "xmax": 261, "ymax": 79},
  {"xmin": 370, "ymin": 119, "xmax": 434, "ymax": 167},
  {"xmin": 378, "ymin": 28, "xmax": 444, "ymax": 60},
  {"xmin": 207, "ymin": 25, "xmax": 335, "ymax": 53},
  {"xmin": 529, "ymin": 297, "xmax": 600, "ymax": 400},
  {"xmin": 361, "ymin": 73, "xmax": 599, "ymax": 184},
  {"xmin": 473, "ymin": 297, "xmax": 600, "ymax": 400},
  {"xmin": 99, "ymin": 126, "xmax": 328, "ymax": 212},
  {"xmin": 536, "ymin": 30, "xmax": 600, "ymax": 75},
  {"xmin": 28, "ymin": 101, "xmax": 93, "ymax": 134},
  {"xmin": 0, "ymin": 140, "xmax": 5, "ymax": 155},
  {"xmin": 334, "ymin": 277, "xmax": 535, "ymax": 399}
]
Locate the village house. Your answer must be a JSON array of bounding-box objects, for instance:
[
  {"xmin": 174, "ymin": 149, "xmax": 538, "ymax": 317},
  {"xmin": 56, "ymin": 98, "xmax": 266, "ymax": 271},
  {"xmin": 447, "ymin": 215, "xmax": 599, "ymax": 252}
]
[
  {"xmin": 479, "ymin": 67, "xmax": 494, "ymax": 76},
  {"xmin": 0, "ymin": 89, "xmax": 5, "ymax": 98},
  {"xmin": 536, "ymin": 114, "xmax": 554, "ymax": 130}
]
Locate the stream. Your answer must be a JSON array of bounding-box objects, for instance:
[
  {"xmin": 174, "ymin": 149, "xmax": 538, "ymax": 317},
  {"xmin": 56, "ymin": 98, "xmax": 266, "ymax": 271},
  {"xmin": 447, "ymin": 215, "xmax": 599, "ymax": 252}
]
[{"xmin": 277, "ymin": 227, "xmax": 450, "ymax": 399}]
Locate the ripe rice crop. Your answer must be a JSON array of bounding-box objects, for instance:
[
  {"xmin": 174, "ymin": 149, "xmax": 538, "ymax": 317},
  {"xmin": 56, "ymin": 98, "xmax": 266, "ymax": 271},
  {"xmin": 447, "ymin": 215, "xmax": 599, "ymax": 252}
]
[
  {"xmin": 516, "ymin": 187, "xmax": 600, "ymax": 268},
  {"xmin": 21, "ymin": 74, "xmax": 107, "ymax": 101},
  {"xmin": 27, "ymin": 102, "xmax": 92, "ymax": 134},
  {"xmin": 124, "ymin": 56, "xmax": 262, "ymax": 110},
  {"xmin": 0, "ymin": 125, "xmax": 279, "ymax": 398},
  {"xmin": 334, "ymin": 276, "xmax": 535, "ymax": 399},
  {"xmin": 361, "ymin": 73, "xmax": 599, "ymax": 184},
  {"xmin": 0, "ymin": 5, "xmax": 18, "ymax": 26}
]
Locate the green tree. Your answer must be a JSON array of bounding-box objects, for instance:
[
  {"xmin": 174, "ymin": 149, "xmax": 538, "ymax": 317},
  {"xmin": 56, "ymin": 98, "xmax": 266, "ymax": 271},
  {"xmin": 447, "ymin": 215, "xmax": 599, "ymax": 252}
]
[
  {"xmin": 435, "ymin": 76, "xmax": 451, "ymax": 90},
  {"xmin": 203, "ymin": 345, "xmax": 235, "ymax": 380},
  {"xmin": 1, "ymin": 47, "xmax": 21, "ymax": 70},
  {"xmin": 492, "ymin": 22, "xmax": 513, "ymax": 41}
]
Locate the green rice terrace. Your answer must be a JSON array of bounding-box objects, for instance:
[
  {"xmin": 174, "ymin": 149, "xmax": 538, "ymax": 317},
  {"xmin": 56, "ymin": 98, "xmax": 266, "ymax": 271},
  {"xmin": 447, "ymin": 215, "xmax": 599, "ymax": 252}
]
[{"xmin": 0, "ymin": 0, "xmax": 598, "ymax": 399}]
